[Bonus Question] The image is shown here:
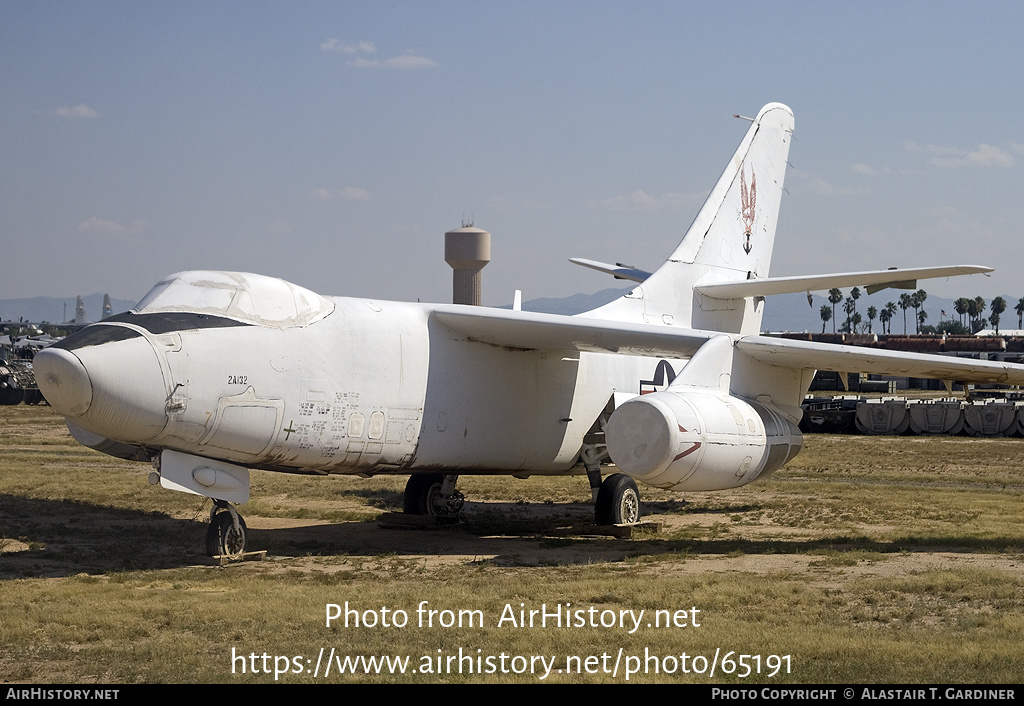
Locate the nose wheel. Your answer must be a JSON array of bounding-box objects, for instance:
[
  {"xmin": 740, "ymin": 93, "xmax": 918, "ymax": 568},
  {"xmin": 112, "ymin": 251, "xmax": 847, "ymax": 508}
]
[{"xmin": 206, "ymin": 501, "xmax": 247, "ymax": 559}]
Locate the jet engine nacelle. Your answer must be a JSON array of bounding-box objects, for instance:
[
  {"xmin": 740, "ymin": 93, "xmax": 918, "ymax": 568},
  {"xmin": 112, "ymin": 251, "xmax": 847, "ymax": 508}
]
[{"xmin": 604, "ymin": 389, "xmax": 802, "ymax": 491}]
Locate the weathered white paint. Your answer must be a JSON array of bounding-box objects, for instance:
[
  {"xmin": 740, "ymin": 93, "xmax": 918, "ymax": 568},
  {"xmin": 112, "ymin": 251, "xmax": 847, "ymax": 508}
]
[{"xmin": 33, "ymin": 103, "xmax": 1024, "ymax": 509}]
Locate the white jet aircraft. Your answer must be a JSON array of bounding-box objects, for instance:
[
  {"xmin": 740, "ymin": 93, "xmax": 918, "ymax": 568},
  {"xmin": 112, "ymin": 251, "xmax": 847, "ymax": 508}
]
[{"xmin": 34, "ymin": 103, "xmax": 1024, "ymax": 558}]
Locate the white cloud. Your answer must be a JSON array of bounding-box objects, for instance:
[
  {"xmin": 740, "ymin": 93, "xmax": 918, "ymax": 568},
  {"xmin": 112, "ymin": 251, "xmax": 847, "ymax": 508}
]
[
  {"xmin": 850, "ymin": 163, "xmax": 896, "ymax": 176},
  {"xmin": 76, "ymin": 217, "xmax": 147, "ymax": 235},
  {"xmin": 321, "ymin": 39, "xmax": 376, "ymax": 54},
  {"xmin": 348, "ymin": 54, "xmax": 437, "ymax": 69},
  {"xmin": 804, "ymin": 177, "xmax": 868, "ymax": 196},
  {"xmin": 788, "ymin": 169, "xmax": 867, "ymax": 196},
  {"xmin": 46, "ymin": 105, "xmax": 99, "ymax": 119},
  {"xmin": 590, "ymin": 189, "xmax": 703, "ymax": 212},
  {"xmin": 964, "ymin": 144, "xmax": 1013, "ymax": 168},
  {"xmin": 321, "ymin": 38, "xmax": 436, "ymax": 69},
  {"xmin": 907, "ymin": 141, "xmax": 1014, "ymax": 168},
  {"xmin": 313, "ymin": 187, "xmax": 371, "ymax": 201}
]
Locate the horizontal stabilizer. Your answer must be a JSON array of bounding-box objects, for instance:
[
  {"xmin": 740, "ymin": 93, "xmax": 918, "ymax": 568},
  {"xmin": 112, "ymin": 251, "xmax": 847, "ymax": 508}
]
[
  {"xmin": 569, "ymin": 258, "xmax": 651, "ymax": 283},
  {"xmin": 738, "ymin": 335, "xmax": 1024, "ymax": 386},
  {"xmin": 694, "ymin": 265, "xmax": 992, "ymax": 300}
]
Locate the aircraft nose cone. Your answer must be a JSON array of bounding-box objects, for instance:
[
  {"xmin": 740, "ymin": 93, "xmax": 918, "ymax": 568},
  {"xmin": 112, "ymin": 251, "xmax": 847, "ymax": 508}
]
[
  {"xmin": 36, "ymin": 331, "xmax": 170, "ymax": 443},
  {"xmin": 34, "ymin": 347, "xmax": 93, "ymax": 416}
]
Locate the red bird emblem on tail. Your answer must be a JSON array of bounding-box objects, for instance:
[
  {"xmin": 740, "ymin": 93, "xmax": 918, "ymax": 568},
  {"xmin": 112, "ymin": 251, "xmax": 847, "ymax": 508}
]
[{"xmin": 741, "ymin": 167, "xmax": 756, "ymax": 254}]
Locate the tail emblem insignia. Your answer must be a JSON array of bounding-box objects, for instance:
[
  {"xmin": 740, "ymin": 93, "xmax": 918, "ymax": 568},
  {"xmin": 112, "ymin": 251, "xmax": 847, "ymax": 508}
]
[{"xmin": 741, "ymin": 167, "xmax": 756, "ymax": 254}]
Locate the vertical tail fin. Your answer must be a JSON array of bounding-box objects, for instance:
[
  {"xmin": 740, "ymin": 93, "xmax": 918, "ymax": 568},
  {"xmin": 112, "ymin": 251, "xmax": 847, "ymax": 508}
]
[{"xmin": 585, "ymin": 103, "xmax": 794, "ymax": 334}]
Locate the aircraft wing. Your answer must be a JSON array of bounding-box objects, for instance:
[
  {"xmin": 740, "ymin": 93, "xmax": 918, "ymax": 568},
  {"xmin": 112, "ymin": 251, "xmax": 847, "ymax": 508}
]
[
  {"xmin": 568, "ymin": 258, "xmax": 652, "ymax": 283},
  {"xmin": 737, "ymin": 335, "xmax": 1024, "ymax": 385},
  {"xmin": 434, "ymin": 305, "xmax": 1024, "ymax": 386},
  {"xmin": 694, "ymin": 265, "xmax": 992, "ymax": 299},
  {"xmin": 432, "ymin": 306, "xmax": 714, "ymax": 357}
]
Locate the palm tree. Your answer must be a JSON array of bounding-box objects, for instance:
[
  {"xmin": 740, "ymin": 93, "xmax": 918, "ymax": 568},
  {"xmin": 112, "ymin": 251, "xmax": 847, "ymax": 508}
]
[
  {"xmin": 879, "ymin": 307, "xmax": 892, "ymax": 334},
  {"xmin": 1016, "ymin": 297, "xmax": 1024, "ymax": 329},
  {"xmin": 966, "ymin": 298, "xmax": 979, "ymax": 330},
  {"xmin": 974, "ymin": 296, "xmax": 986, "ymax": 333},
  {"xmin": 954, "ymin": 297, "xmax": 969, "ymax": 327},
  {"xmin": 867, "ymin": 305, "xmax": 877, "ymax": 333},
  {"xmin": 843, "ymin": 297, "xmax": 856, "ymax": 332},
  {"xmin": 885, "ymin": 301, "xmax": 897, "ymax": 334},
  {"xmin": 819, "ymin": 304, "xmax": 832, "ymax": 334},
  {"xmin": 827, "ymin": 288, "xmax": 843, "ymax": 334},
  {"xmin": 851, "ymin": 287, "xmax": 861, "ymax": 321},
  {"xmin": 898, "ymin": 293, "xmax": 912, "ymax": 334},
  {"xmin": 912, "ymin": 289, "xmax": 927, "ymax": 334},
  {"xmin": 991, "ymin": 296, "xmax": 1006, "ymax": 335}
]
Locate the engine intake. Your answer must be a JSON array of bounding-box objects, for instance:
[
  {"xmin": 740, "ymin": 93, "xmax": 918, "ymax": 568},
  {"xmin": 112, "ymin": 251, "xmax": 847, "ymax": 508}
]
[{"xmin": 605, "ymin": 389, "xmax": 802, "ymax": 491}]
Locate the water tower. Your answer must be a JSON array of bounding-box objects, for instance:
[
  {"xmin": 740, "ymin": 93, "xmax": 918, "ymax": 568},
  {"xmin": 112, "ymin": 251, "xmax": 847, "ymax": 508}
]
[
  {"xmin": 444, "ymin": 226, "xmax": 490, "ymax": 306},
  {"xmin": 74, "ymin": 296, "xmax": 86, "ymax": 325}
]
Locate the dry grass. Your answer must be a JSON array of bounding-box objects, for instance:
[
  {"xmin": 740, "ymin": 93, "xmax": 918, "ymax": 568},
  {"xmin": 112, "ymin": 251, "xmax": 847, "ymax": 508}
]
[{"xmin": 2, "ymin": 405, "xmax": 1023, "ymax": 683}]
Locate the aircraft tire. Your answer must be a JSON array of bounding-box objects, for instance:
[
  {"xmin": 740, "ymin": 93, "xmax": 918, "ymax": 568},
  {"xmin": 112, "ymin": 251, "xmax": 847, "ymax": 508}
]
[
  {"xmin": 0, "ymin": 386, "xmax": 23, "ymax": 406},
  {"xmin": 595, "ymin": 473, "xmax": 641, "ymax": 525},
  {"xmin": 206, "ymin": 510, "xmax": 247, "ymax": 559},
  {"xmin": 403, "ymin": 473, "xmax": 445, "ymax": 515}
]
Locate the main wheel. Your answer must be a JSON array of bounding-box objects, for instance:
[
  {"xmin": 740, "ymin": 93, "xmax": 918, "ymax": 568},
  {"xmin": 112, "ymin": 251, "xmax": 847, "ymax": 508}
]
[
  {"xmin": 595, "ymin": 473, "xmax": 641, "ymax": 525},
  {"xmin": 403, "ymin": 474, "xmax": 445, "ymax": 515},
  {"xmin": 206, "ymin": 511, "xmax": 247, "ymax": 559}
]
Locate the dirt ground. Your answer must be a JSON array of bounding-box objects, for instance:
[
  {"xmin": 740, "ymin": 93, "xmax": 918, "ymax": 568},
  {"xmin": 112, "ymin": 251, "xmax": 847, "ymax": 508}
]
[
  {"xmin": 5, "ymin": 410, "xmax": 1024, "ymax": 684},
  {"xmin": 5, "ymin": 488, "xmax": 1022, "ymax": 585}
]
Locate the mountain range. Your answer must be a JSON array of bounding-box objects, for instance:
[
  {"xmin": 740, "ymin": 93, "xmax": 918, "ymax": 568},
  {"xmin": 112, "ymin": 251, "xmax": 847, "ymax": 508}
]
[{"xmin": 0, "ymin": 294, "xmax": 137, "ymax": 326}]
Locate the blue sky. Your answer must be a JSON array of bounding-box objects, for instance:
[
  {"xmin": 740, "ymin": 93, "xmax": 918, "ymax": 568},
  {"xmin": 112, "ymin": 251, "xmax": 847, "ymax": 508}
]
[{"xmin": 2, "ymin": 1, "xmax": 1022, "ymax": 309}]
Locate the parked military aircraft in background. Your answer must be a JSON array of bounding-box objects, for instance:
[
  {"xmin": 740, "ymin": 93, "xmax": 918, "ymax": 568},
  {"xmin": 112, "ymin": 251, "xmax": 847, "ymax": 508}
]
[{"xmin": 34, "ymin": 103, "xmax": 1024, "ymax": 558}]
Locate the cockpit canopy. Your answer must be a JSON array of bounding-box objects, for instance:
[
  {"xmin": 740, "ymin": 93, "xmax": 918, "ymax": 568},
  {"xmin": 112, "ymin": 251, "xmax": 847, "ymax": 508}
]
[{"xmin": 134, "ymin": 271, "xmax": 335, "ymax": 327}]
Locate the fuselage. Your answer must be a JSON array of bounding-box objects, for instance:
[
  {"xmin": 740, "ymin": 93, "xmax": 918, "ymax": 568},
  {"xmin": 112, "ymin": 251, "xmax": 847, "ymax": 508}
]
[{"xmin": 36, "ymin": 293, "xmax": 670, "ymax": 477}]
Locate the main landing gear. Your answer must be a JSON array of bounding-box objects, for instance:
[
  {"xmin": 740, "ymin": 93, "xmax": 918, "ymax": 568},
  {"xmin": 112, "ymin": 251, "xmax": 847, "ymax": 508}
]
[
  {"xmin": 402, "ymin": 469, "xmax": 640, "ymax": 526},
  {"xmin": 403, "ymin": 473, "xmax": 465, "ymax": 517},
  {"xmin": 588, "ymin": 470, "xmax": 641, "ymax": 525},
  {"xmin": 206, "ymin": 500, "xmax": 247, "ymax": 559},
  {"xmin": 583, "ymin": 443, "xmax": 641, "ymax": 525}
]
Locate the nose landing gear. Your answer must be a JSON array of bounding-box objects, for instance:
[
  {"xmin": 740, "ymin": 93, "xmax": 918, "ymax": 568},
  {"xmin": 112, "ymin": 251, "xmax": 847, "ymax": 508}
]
[{"xmin": 206, "ymin": 501, "xmax": 247, "ymax": 559}]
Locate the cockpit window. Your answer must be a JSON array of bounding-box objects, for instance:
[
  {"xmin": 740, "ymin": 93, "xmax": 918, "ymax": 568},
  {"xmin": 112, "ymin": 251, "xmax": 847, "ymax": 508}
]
[{"xmin": 134, "ymin": 271, "xmax": 335, "ymax": 327}]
